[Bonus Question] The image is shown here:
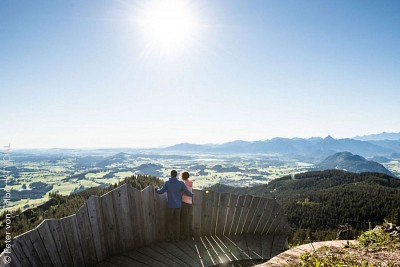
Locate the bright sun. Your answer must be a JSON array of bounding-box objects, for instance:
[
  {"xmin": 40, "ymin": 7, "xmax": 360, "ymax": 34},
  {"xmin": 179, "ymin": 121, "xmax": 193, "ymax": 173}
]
[{"xmin": 137, "ymin": 0, "xmax": 201, "ymax": 57}]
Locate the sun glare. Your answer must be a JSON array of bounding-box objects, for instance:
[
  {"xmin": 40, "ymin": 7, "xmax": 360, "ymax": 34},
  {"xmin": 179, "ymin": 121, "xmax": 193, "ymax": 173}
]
[{"xmin": 136, "ymin": 0, "xmax": 201, "ymax": 57}]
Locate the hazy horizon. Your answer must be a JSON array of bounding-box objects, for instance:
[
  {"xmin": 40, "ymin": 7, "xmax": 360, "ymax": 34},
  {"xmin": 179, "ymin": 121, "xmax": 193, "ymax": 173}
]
[{"xmin": 2, "ymin": 0, "xmax": 400, "ymax": 148}]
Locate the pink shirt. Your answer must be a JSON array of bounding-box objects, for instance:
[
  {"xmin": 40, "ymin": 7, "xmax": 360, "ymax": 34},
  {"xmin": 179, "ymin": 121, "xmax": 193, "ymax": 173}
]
[{"xmin": 182, "ymin": 179, "xmax": 193, "ymax": 204}]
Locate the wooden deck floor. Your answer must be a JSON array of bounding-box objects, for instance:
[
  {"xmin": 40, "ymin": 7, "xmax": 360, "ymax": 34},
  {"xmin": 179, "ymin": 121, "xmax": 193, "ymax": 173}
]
[{"xmin": 96, "ymin": 234, "xmax": 287, "ymax": 267}]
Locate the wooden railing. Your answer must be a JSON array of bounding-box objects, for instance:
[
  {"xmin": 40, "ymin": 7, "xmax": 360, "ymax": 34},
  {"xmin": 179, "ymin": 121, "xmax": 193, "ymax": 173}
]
[{"xmin": 0, "ymin": 184, "xmax": 290, "ymax": 267}]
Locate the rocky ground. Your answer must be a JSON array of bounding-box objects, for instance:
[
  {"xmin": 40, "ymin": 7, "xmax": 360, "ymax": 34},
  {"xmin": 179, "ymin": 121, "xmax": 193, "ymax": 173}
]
[{"xmin": 310, "ymin": 244, "xmax": 400, "ymax": 266}]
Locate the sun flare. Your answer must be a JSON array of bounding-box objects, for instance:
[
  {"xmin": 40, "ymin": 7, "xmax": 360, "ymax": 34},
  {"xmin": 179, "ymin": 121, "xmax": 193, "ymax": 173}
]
[{"xmin": 136, "ymin": 0, "xmax": 201, "ymax": 57}]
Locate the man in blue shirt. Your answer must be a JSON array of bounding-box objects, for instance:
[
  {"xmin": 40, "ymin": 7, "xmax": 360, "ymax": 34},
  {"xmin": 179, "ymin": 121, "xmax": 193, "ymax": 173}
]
[{"xmin": 155, "ymin": 170, "xmax": 193, "ymax": 242}]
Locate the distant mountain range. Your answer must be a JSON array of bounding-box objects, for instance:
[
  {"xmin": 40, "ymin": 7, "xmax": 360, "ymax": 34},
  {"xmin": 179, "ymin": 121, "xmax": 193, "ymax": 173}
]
[
  {"xmin": 354, "ymin": 132, "xmax": 400, "ymax": 141},
  {"xmin": 164, "ymin": 134, "xmax": 400, "ymax": 158},
  {"xmin": 315, "ymin": 151, "xmax": 394, "ymax": 177}
]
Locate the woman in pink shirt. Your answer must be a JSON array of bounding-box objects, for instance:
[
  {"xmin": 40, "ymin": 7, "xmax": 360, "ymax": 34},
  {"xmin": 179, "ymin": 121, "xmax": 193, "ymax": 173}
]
[{"xmin": 180, "ymin": 171, "xmax": 193, "ymax": 240}]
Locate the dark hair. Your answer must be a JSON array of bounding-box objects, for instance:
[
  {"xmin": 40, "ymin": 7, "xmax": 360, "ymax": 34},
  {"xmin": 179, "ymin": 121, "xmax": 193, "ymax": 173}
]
[
  {"xmin": 171, "ymin": 170, "xmax": 178, "ymax": 178},
  {"xmin": 181, "ymin": 171, "xmax": 190, "ymax": 180}
]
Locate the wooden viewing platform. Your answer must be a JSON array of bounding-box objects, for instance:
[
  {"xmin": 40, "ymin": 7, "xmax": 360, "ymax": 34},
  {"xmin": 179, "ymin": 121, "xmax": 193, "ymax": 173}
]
[{"xmin": 0, "ymin": 184, "xmax": 290, "ymax": 267}]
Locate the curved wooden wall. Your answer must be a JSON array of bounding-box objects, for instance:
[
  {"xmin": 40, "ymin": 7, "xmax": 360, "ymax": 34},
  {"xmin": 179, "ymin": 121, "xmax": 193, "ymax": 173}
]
[{"xmin": 0, "ymin": 184, "xmax": 290, "ymax": 267}]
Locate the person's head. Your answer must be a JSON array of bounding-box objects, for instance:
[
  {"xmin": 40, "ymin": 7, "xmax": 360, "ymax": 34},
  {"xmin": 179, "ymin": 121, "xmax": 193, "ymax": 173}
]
[
  {"xmin": 171, "ymin": 170, "xmax": 178, "ymax": 178},
  {"xmin": 181, "ymin": 171, "xmax": 190, "ymax": 180}
]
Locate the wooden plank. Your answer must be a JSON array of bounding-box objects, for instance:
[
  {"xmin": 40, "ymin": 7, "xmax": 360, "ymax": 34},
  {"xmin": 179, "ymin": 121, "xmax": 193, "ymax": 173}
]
[
  {"xmin": 243, "ymin": 197, "xmax": 262, "ymax": 234},
  {"xmin": 261, "ymin": 201, "xmax": 278, "ymax": 236},
  {"xmin": 246, "ymin": 197, "xmax": 265, "ymax": 234},
  {"xmin": 60, "ymin": 215, "xmax": 85, "ymax": 267},
  {"xmin": 261, "ymin": 234, "xmax": 274, "ymax": 259},
  {"xmin": 6, "ymin": 245, "xmax": 22, "ymax": 267},
  {"xmin": 245, "ymin": 234, "xmax": 262, "ymax": 259},
  {"xmin": 270, "ymin": 234, "xmax": 288, "ymax": 257},
  {"xmin": 200, "ymin": 190, "xmax": 216, "ymax": 236},
  {"xmin": 225, "ymin": 194, "xmax": 239, "ymax": 235},
  {"xmin": 127, "ymin": 184, "xmax": 145, "ymax": 248},
  {"xmin": 221, "ymin": 235, "xmax": 250, "ymax": 259},
  {"xmin": 9, "ymin": 238, "xmax": 31, "ymax": 267},
  {"xmin": 235, "ymin": 195, "xmax": 253, "ymax": 235},
  {"xmin": 200, "ymin": 235, "xmax": 230, "ymax": 265},
  {"xmin": 208, "ymin": 235, "xmax": 236, "ymax": 263},
  {"xmin": 96, "ymin": 261, "xmax": 120, "ymax": 267},
  {"xmin": 36, "ymin": 220, "xmax": 63, "ymax": 267},
  {"xmin": 123, "ymin": 250, "xmax": 169, "ymax": 267},
  {"xmin": 47, "ymin": 219, "xmax": 74, "ymax": 267},
  {"xmin": 192, "ymin": 236, "xmax": 216, "ymax": 266},
  {"xmin": 174, "ymin": 240, "xmax": 203, "ymax": 266},
  {"xmin": 153, "ymin": 187, "xmax": 168, "ymax": 242},
  {"xmin": 158, "ymin": 242, "xmax": 201, "ymax": 267},
  {"xmin": 77, "ymin": 199, "xmax": 100, "ymax": 265},
  {"xmin": 27, "ymin": 229, "xmax": 53, "ymax": 267},
  {"xmin": 101, "ymin": 190, "xmax": 120, "ymax": 257},
  {"xmin": 209, "ymin": 191, "xmax": 220, "ymax": 236},
  {"xmin": 253, "ymin": 198, "xmax": 273, "ymax": 234},
  {"xmin": 215, "ymin": 193, "xmax": 231, "ymax": 235},
  {"xmin": 192, "ymin": 189, "xmax": 203, "ymax": 236},
  {"xmin": 141, "ymin": 186, "xmax": 156, "ymax": 245},
  {"xmin": 146, "ymin": 244, "xmax": 188, "ymax": 267},
  {"xmin": 215, "ymin": 235, "xmax": 247, "ymax": 261},
  {"xmin": 111, "ymin": 184, "xmax": 135, "ymax": 252},
  {"xmin": 136, "ymin": 246, "xmax": 186, "ymax": 267},
  {"xmin": 105, "ymin": 255, "xmax": 149, "ymax": 267},
  {"xmin": 15, "ymin": 232, "xmax": 43, "ymax": 267}
]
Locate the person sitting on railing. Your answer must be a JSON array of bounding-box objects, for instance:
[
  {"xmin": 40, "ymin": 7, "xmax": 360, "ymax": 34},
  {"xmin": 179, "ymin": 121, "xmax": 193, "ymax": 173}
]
[
  {"xmin": 155, "ymin": 170, "xmax": 193, "ymax": 242},
  {"xmin": 180, "ymin": 171, "xmax": 193, "ymax": 240}
]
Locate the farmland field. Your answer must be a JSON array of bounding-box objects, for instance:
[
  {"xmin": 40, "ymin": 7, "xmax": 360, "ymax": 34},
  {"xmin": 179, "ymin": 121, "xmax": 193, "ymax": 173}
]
[{"xmin": 1, "ymin": 148, "xmax": 399, "ymax": 212}]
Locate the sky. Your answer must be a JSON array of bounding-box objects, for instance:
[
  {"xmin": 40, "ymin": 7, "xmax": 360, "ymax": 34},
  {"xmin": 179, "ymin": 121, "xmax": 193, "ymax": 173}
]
[{"xmin": 1, "ymin": 0, "xmax": 400, "ymax": 148}]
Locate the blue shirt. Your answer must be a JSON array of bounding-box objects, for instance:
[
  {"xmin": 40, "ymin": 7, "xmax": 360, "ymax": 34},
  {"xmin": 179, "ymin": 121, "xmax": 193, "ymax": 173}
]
[{"xmin": 155, "ymin": 177, "xmax": 193, "ymax": 208}]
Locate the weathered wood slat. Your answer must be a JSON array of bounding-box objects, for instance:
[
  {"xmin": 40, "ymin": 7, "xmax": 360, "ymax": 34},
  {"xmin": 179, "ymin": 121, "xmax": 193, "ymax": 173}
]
[
  {"xmin": 261, "ymin": 234, "xmax": 274, "ymax": 259},
  {"xmin": 245, "ymin": 197, "xmax": 264, "ymax": 234},
  {"xmin": 127, "ymin": 185, "xmax": 145, "ymax": 248},
  {"xmin": 27, "ymin": 229, "xmax": 53, "ymax": 267},
  {"xmin": 9, "ymin": 238, "xmax": 31, "ymax": 267},
  {"xmin": 60, "ymin": 216, "xmax": 85, "ymax": 267},
  {"xmin": 192, "ymin": 189, "xmax": 203, "ymax": 236},
  {"xmin": 235, "ymin": 195, "xmax": 253, "ymax": 235},
  {"xmin": 111, "ymin": 184, "xmax": 135, "ymax": 251},
  {"xmin": 261, "ymin": 201, "xmax": 278, "ymax": 236},
  {"xmin": 105, "ymin": 255, "xmax": 149, "ymax": 267},
  {"xmin": 174, "ymin": 240, "xmax": 203, "ymax": 266},
  {"xmin": 8, "ymin": 246, "xmax": 23, "ymax": 267},
  {"xmin": 123, "ymin": 250, "xmax": 169, "ymax": 267},
  {"xmin": 209, "ymin": 192, "xmax": 220, "ymax": 235},
  {"xmin": 158, "ymin": 242, "xmax": 201, "ymax": 267},
  {"xmin": 192, "ymin": 236, "xmax": 216, "ymax": 266},
  {"xmin": 243, "ymin": 197, "xmax": 262, "ymax": 234},
  {"xmin": 270, "ymin": 234, "xmax": 288, "ymax": 257},
  {"xmin": 200, "ymin": 190, "xmax": 216, "ymax": 236},
  {"xmin": 36, "ymin": 220, "xmax": 63, "ymax": 267},
  {"xmin": 136, "ymin": 246, "xmax": 185, "ymax": 267},
  {"xmin": 78, "ymin": 198, "xmax": 100, "ymax": 265},
  {"xmin": 215, "ymin": 193, "xmax": 231, "ymax": 235},
  {"xmin": 101, "ymin": 190, "xmax": 120, "ymax": 257},
  {"xmin": 14, "ymin": 232, "xmax": 42, "ymax": 267},
  {"xmin": 216, "ymin": 235, "xmax": 248, "ymax": 261},
  {"xmin": 153, "ymin": 187, "xmax": 167, "ymax": 242},
  {"xmin": 146, "ymin": 244, "xmax": 188, "ymax": 267},
  {"xmin": 246, "ymin": 234, "xmax": 262, "ymax": 259},
  {"xmin": 141, "ymin": 186, "xmax": 156, "ymax": 245},
  {"xmin": 253, "ymin": 198, "xmax": 273, "ymax": 234},
  {"xmin": 206, "ymin": 235, "xmax": 233, "ymax": 264},
  {"xmin": 47, "ymin": 219, "xmax": 74, "ymax": 267},
  {"xmin": 225, "ymin": 194, "xmax": 239, "ymax": 235},
  {"xmin": 228, "ymin": 234, "xmax": 251, "ymax": 260}
]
